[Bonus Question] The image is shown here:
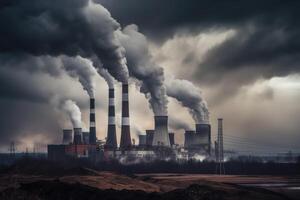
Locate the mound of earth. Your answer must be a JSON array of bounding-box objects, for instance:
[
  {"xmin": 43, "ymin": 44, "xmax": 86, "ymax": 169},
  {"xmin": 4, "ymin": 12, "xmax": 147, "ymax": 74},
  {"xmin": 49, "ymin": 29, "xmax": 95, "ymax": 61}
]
[{"xmin": 0, "ymin": 179, "xmax": 288, "ymax": 200}]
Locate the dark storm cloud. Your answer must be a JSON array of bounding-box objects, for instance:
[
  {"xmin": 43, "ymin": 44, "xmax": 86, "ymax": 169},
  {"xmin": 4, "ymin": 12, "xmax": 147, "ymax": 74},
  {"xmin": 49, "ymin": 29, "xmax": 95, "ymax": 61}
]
[
  {"xmin": 98, "ymin": 0, "xmax": 300, "ymax": 84},
  {"xmin": 198, "ymin": 23, "xmax": 300, "ymax": 83},
  {"xmin": 0, "ymin": 0, "xmax": 128, "ymax": 82},
  {"xmin": 97, "ymin": 0, "xmax": 299, "ymax": 39}
]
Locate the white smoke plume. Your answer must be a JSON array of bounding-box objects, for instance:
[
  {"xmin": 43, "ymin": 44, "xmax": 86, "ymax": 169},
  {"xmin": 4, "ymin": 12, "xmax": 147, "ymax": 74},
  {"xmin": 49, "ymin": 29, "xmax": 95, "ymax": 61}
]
[
  {"xmin": 61, "ymin": 100, "xmax": 82, "ymax": 128},
  {"xmin": 165, "ymin": 78, "xmax": 209, "ymax": 123},
  {"xmin": 116, "ymin": 25, "xmax": 168, "ymax": 115},
  {"xmin": 61, "ymin": 56, "xmax": 97, "ymax": 97},
  {"xmin": 90, "ymin": 56, "xmax": 115, "ymax": 88}
]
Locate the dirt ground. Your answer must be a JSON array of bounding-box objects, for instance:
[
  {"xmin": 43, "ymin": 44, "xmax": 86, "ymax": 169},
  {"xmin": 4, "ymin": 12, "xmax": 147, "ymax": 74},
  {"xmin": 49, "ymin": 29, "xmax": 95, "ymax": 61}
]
[{"xmin": 1, "ymin": 172, "xmax": 299, "ymax": 199}]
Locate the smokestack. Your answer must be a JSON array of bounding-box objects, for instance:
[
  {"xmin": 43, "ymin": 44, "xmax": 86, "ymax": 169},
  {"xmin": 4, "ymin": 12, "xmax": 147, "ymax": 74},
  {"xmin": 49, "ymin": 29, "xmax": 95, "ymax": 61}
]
[
  {"xmin": 73, "ymin": 128, "xmax": 82, "ymax": 144},
  {"xmin": 105, "ymin": 88, "xmax": 117, "ymax": 149},
  {"xmin": 152, "ymin": 116, "xmax": 170, "ymax": 147},
  {"xmin": 120, "ymin": 83, "xmax": 132, "ymax": 149},
  {"xmin": 89, "ymin": 98, "xmax": 96, "ymax": 144},
  {"xmin": 62, "ymin": 129, "xmax": 73, "ymax": 144},
  {"xmin": 168, "ymin": 132, "xmax": 175, "ymax": 147},
  {"xmin": 146, "ymin": 130, "xmax": 154, "ymax": 147}
]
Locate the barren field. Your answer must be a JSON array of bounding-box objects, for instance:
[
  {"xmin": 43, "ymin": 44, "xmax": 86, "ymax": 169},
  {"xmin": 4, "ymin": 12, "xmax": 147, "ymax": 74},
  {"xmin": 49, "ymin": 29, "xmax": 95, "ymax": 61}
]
[{"xmin": 1, "ymin": 171, "xmax": 299, "ymax": 199}]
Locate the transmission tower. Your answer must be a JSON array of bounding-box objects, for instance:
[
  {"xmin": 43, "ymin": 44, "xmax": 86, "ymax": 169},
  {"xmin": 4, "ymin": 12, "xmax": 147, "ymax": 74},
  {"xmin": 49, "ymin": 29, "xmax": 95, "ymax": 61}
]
[{"xmin": 216, "ymin": 118, "xmax": 225, "ymax": 175}]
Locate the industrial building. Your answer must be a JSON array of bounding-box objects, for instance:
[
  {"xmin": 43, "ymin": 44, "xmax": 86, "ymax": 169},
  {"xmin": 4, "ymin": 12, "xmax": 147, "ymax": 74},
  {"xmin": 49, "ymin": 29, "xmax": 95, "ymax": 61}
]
[{"xmin": 48, "ymin": 83, "xmax": 212, "ymax": 162}]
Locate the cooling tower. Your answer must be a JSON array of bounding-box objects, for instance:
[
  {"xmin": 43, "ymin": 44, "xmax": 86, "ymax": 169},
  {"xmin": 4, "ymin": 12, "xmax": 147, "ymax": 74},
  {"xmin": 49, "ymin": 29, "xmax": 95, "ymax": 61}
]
[
  {"xmin": 105, "ymin": 88, "xmax": 117, "ymax": 149},
  {"xmin": 73, "ymin": 128, "xmax": 82, "ymax": 144},
  {"xmin": 62, "ymin": 129, "xmax": 72, "ymax": 144},
  {"xmin": 152, "ymin": 116, "xmax": 170, "ymax": 147},
  {"xmin": 138, "ymin": 135, "xmax": 146, "ymax": 146},
  {"xmin": 184, "ymin": 130, "xmax": 195, "ymax": 148},
  {"xmin": 169, "ymin": 132, "xmax": 175, "ymax": 146},
  {"xmin": 82, "ymin": 132, "xmax": 89, "ymax": 144},
  {"xmin": 146, "ymin": 130, "xmax": 154, "ymax": 146},
  {"xmin": 89, "ymin": 98, "xmax": 96, "ymax": 144},
  {"xmin": 120, "ymin": 83, "xmax": 132, "ymax": 149},
  {"xmin": 195, "ymin": 122, "xmax": 211, "ymax": 154}
]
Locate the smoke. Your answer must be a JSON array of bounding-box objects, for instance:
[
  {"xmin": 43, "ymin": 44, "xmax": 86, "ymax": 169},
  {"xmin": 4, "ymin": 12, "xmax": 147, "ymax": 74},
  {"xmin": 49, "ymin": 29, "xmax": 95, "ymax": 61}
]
[
  {"xmin": 169, "ymin": 117, "xmax": 191, "ymax": 131},
  {"xmin": 116, "ymin": 25, "xmax": 168, "ymax": 115},
  {"xmin": 61, "ymin": 56, "xmax": 97, "ymax": 97},
  {"xmin": 61, "ymin": 100, "xmax": 82, "ymax": 128},
  {"xmin": 0, "ymin": 0, "xmax": 128, "ymax": 83},
  {"xmin": 165, "ymin": 78, "xmax": 209, "ymax": 123},
  {"xmin": 115, "ymin": 24, "xmax": 209, "ymax": 121},
  {"xmin": 91, "ymin": 56, "xmax": 115, "ymax": 88}
]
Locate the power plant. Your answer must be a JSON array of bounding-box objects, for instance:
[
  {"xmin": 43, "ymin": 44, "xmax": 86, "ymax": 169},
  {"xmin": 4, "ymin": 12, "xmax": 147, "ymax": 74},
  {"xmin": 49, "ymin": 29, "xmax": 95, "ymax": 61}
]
[{"xmin": 48, "ymin": 84, "xmax": 214, "ymax": 162}]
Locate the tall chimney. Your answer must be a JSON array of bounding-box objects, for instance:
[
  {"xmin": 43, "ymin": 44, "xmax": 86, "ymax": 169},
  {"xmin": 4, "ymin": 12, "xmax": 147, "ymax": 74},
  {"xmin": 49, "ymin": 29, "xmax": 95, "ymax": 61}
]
[
  {"xmin": 152, "ymin": 116, "xmax": 170, "ymax": 147},
  {"xmin": 120, "ymin": 83, "xmax": 132, "ymax": 149},
  {"xmin": 73, "ymin": 128, "xmax": 82, "ymax": 144},
  {"xmin": 62, "ymin": 129, "xmax": 73, "ymax": 144},
  {"xmin": 89, "ymin": 98, "xmax": 96, "ymax": 144},
  {"xmin": 105, "ymin": 88, "xmax": 117, "ymax": 149}
]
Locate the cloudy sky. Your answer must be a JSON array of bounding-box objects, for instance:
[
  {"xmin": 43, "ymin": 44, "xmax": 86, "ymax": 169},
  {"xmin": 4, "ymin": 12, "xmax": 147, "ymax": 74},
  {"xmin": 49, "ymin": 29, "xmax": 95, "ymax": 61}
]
[{"xmin": 0, "ymin": 0, "xmax": 299, "ymax": 154}]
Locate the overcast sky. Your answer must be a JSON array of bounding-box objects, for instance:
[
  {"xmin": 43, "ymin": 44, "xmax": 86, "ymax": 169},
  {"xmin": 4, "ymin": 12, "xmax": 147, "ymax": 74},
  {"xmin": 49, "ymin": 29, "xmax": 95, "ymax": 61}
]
[{"xmin": 0, "ymin": 0, "xmax": 299, "ymax": 154}]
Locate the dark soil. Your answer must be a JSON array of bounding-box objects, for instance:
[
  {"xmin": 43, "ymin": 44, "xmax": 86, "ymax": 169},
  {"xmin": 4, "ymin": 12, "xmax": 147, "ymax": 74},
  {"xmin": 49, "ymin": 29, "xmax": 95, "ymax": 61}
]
[{"xmin": 0, "ymin": 180, "xmax": 289, "ymax": 200}]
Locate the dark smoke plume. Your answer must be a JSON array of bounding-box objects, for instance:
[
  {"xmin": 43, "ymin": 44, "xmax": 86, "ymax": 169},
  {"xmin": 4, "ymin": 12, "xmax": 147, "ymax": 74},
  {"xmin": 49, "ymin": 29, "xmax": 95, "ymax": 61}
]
[
  {"xmin": 0, "ymin": 0, "xmax": 128, "ymax": 83},
  {"xmin": 117, "ymin": 25, "xmax": 168, "ymax": 115}
]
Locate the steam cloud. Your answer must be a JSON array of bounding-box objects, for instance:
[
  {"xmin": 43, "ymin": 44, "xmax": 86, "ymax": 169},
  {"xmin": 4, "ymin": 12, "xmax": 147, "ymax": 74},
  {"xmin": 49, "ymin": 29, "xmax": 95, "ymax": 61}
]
[
  {"xmin": 0, "ymin": 0, "xmax": 128, "ymax": 83},
  {"xmin": 61, "ymin": 100, "xmax": 82, "ymax": 128},
  {"xmin": 165, "ymin": 78, "xmax": 209, "ymax": 123},
  {"xmin": 117, "ymin": 25, "xmax": 168, "ymax": 115},
  {"xmin": 169, "ymin": 117, "xmax": 191, "ymax": 131}
]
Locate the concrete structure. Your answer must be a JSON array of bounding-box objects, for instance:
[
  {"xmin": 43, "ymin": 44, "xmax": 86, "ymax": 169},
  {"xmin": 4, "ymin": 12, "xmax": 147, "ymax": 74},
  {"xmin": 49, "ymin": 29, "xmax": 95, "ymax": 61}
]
[
  {"xmin": 184, "ymin": 130, "xmax": 195, "ymax": 148},
  {"xmin": 82, "ymin": 131, "xmax": 89, "ymax": 144},
  {"xmin": 152, "ymin": 116, "xmax": 170, "ymax": 147},
  {"xmin": 89, "ymin": 98, "xmax": 97, "ymax": 144},
  {"xmin": 146, "ymin": 130, "xmax": 154, "ymax": 146},
  {"xmin": 105, "ymin": 88, "xmax": 117, "ymax": 149},
  {"xmin": 169, "ymin": 132, "xmax": 175, "ymax": 146},
  {"xmin": 138, "ymin": 135, "xmax": 146, "ymax": 147},
  {"xmin": 195, "ymin": 123, "xmax": 211, "ymax": 154},
  {"xmin": 120, "ymin": 83, "xmax": 132, "ymax": 150},
  {"xmin": 73, "ymin": 128, "xmax": 82, "ymax": 144},
  {"xmin": 62, "ymin": 129, "xmax": 72, "ymax": 144}
]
